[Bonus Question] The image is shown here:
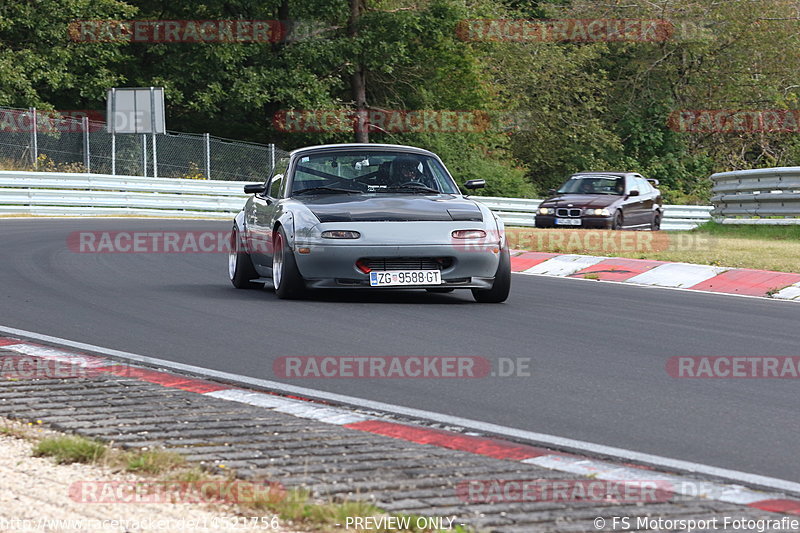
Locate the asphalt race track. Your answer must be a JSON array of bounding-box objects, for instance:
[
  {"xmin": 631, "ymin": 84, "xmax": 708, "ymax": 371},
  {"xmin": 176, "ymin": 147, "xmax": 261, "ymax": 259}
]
[{"xmin": 1, "ymin": 219, "xmax": 798, "ymax": 482}]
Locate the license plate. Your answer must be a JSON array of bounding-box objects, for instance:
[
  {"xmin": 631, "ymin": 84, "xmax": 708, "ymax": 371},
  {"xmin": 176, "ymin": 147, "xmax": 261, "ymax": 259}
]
[
  {"xmin": 555, "ymin": 218, "xmax": 581, "ymax": 226},
  {"xmin": 370, "ymin": 270, "xmax": 442, "ymax": 287}
]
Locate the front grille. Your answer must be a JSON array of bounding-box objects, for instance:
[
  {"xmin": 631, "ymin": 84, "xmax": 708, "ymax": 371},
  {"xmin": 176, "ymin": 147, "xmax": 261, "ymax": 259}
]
[
  {"xmin": 361, "ymin": 257, "xmax": 453, "ymax": 271},
  {"xmin": 556, "ymin": 208, "xmax": 582, "ymax": 217}
]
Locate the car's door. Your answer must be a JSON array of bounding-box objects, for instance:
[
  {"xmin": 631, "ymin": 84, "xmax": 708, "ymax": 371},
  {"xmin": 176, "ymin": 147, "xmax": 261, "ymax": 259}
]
[
  {"xmin": 635, "ymin": 176, "xmax": 656, "ymax": 225},
  {"xmin": 620, "ymin": 176, "xmax": 643, "ymax": 227},
  {"xmin": 249, "ymin": 157, "xmax": 289, "ymax": 269}
]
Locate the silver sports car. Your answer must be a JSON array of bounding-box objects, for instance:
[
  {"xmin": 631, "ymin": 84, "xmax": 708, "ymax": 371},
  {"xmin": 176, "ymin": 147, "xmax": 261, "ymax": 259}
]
[{"xmin": 229, "ymin": 143, "xmax": 511, "ymax": 302}]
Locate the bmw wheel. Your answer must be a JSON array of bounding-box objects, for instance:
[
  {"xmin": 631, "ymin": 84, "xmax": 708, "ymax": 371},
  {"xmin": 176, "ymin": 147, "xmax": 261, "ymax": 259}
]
[
  {"xmin": 651, "ymin": 212, "xmax": 661, "ymax": 231},
  {"xmin": 611, "ymin": 211, "xmax": 624, "ymax": 230}
]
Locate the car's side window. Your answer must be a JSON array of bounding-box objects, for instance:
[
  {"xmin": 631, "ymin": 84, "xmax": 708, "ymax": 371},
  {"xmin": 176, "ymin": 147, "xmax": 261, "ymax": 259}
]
[
  {"xmin": 268, "ymin": 174, "xmax": 284, "ymax": 199},
  {"xmin": 265, "ymin": 157, "xmax": 290, "ymax": 188},
  {"xmin": 636, "ymin": 177, "xmax": 652, "ymax": 194},
  {"xmin": 627, "ymin": 177, "xmax": 639, "ymax": 194}
]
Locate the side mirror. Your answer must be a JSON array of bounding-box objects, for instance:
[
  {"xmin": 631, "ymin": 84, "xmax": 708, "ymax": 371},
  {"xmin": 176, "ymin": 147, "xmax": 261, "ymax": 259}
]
[
  {"xmin": 464, "ymin": 179, "xmax": 486, "ymax": 190},
  {"xmin": 244, "ymin": 183, "xmax": 266, "ymax": 195},
  {"xmin": 628, "ymin": 189, "xmax": 640, "ymax": 197},
  {"xmin": 547, "ymin": 188, "xmax": 556, "ymax": 196}
]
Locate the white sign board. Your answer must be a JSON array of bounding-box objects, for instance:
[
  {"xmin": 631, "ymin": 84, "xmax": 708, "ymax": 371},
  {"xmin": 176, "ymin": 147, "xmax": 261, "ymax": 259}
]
[{"xmin": 106, "ymin": 87, "xmax": 165, "ymax": 134}]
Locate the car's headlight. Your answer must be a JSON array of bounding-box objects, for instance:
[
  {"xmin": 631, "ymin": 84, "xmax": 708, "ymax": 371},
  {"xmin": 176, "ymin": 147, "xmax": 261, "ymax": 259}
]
[
  {"xmin": 452, "ymin": 229, "xmax": 487, "ymax": 239},
  {"xmin": 586, "ymin": 208, "xmax": 611, "ymax": 216},
  {"xmin": 321, "ymin": 230, "xmax": 361, "ymax": 239},
  {"xmin": 537, "ymin": 207, "xmax": 553, "ymax": 215}
]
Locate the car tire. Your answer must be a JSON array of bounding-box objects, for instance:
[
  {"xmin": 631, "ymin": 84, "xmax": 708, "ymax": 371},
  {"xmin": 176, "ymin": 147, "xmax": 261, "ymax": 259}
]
[
  {"xmin": 472, "ymin": 247, "xmax": 511, "ymax": 303},
  {"xmin": 272, "ymin": 226, "xmax": 305, "ymax": 299},
  {"xmin": 229, "ymin": 226, "xmax": 264, "ymax": 290},
  {"xmin": 426, "ymin": 288, "xmax": 454, "ymax": 293},
  {"xmin": 651, "ymin": 212, "xmax": 661, "ymax": 231},
  {"xmin": 611, "ymin": 211, "xmax": 624, "ymax": 230}
]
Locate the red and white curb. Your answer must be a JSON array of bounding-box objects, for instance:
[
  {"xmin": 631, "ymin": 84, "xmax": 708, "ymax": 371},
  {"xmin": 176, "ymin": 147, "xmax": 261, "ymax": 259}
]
[
  {"xmin": 2, "ymin": 333, "xmax": 800, "ymax": 516},
  {"xmin": 510, "ymin": 252, "xmax": 800, "ymax": 301}
]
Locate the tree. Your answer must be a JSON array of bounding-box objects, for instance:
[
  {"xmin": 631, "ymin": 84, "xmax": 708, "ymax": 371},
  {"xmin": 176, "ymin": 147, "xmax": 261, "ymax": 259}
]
[{"xmin": 0, "ymin": 0, "xmax": 134, "ymax": 109}]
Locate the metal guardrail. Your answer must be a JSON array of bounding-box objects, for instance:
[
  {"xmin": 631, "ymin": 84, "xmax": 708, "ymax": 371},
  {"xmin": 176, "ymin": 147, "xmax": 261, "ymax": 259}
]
[
  {"xmin": 711, "ymin": 167, "xmax": 800, "ymax": 224},
  {"xmin": 0, "ymin": 171, "xmax": 247, "ymax": 219},
  {"xmin": 0, "ymin": 171, "xmax": 712, "ymax": 229}
]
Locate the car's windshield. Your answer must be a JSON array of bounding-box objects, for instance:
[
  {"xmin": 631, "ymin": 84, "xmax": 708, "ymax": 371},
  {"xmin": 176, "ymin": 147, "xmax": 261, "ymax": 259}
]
[
  {"xmin": 557, "ymin": 175, "xmax": 624, "ymax": 195},
  {"xmin": 289, "ymin": 151, "xmax": 459, "ymax": 195}
]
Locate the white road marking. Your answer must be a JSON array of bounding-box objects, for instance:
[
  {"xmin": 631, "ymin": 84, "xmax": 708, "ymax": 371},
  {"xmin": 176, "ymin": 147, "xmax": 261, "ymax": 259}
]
[
  {"xmin": 523, "ymin": 254, "xmax": 607, "ymax": 276},
  {"xmin": 625, "ymin": 263, "xmax": 729, "ymax": 288},
  {"xmin": 774, "ymin": 282, "xmax": 800, "ymax": 301},
  {"xmin": 525, "ymin": 455, "xmax": 778, "ymax": 504}
]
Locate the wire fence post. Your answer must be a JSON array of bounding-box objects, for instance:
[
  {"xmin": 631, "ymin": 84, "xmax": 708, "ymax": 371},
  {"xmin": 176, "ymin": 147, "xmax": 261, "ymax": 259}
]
[
  {"xmin": 141, "ymin": 134, "xmax": 147, "ymax": 177},
  {"xmin": 29, "ymin": 107, "xmax": 38, "ymax": 169},
  {"xmin": 204, "ymin": 133, "xmax": 211, "ymax": 180},
  {"xmin": 150, "ymin": 87, "xmax": 158, "ymax": 178},
  {"xmin": 111, "ymin": 132, "xmax": 116, "ymax": 175},
  {"xmin": 110, "ymin": 88, "xmax": 116, "ymax": 175},
  {"xmin": 269, "ymin": 143, "xmax": 275, "ymax": 173},
  {"xmin": 82, "ymin": 117, "xmax": 90, "ymax": 173}
]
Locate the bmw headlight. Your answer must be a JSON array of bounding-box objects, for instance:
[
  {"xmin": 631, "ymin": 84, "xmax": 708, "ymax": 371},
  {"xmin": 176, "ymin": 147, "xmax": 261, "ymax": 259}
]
[
  {"xmin": 586, "ymin": 208, "xmax": 611, "ymax": 216},
  {"xmin": 537, "ymin": 207, "xmax": 553, "ymax": 215}
]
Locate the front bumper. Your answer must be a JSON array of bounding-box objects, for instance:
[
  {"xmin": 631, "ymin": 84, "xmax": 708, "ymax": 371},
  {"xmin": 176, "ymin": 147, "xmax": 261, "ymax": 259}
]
[
  {"xmin": 534, "ymin": 215, "xmax": 613, "ymax": 229},
  {"xmin": 293, "ymin": 244, "xmax": 501, "ymax": 289}
]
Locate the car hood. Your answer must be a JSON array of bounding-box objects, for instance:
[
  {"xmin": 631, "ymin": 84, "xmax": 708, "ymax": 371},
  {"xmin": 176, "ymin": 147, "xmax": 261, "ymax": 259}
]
[
  {"xmin": 541, "ymin": 194, "xmax": 622, "ymax": 208},
  {"xmin": 298, "ymin": 194, "xmax": 484, "ymax": 223}
]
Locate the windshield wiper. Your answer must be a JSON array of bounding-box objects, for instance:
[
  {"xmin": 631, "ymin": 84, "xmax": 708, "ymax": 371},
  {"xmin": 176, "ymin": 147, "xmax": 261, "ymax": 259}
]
[
  {"xmin": 293, "ymin": 186, "xmax": 359, "ymax": 196},
  {"xmin": 381, "ymin": 185, "xmax": 442, "ymax": 194}
]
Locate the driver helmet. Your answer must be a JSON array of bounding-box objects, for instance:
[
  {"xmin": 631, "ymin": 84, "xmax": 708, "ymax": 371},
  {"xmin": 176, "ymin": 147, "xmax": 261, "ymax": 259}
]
[{"xmin": 394, "ymin": 156, "xmax": 423, "ymax": 182}]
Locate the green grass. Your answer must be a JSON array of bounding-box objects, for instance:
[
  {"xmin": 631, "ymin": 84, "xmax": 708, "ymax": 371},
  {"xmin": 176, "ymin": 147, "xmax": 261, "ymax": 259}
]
[
  {"xmin": 693, "ymin": 221, "xmax": 800, "ymax": 240},
  {"xmin": 33, "ymin": 435, "xmax": 106, "ymax": 464},
  {"xmin": 121, "ymin": 449, "xmax": 185, "ymax": 474}
]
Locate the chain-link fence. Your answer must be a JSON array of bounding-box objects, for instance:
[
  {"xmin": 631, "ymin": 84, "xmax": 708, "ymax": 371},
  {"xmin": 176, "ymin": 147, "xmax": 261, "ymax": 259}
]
[{"xmin": 0, "ymin": 107, "xmax": 288, "ymax": 181}]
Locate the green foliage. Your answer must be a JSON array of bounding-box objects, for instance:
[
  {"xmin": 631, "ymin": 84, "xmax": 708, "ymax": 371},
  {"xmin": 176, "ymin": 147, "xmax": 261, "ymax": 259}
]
[
  {"xmin": 7, "ymin": 0, "xmax": 800, "ymax": 203},
  {"xmin": 0, "ymin": 0, "xmax": 134, "ymax": 108}
]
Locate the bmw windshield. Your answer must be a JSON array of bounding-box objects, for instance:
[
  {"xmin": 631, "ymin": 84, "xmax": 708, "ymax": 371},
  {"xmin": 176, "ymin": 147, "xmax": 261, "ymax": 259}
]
[
  {"xmin": 290, "ymin": 151, "xmax": 460, "ymax": 195},
  {"xmin": 557, "ymin": 175, "xmax": 624, "ymax": 195}
]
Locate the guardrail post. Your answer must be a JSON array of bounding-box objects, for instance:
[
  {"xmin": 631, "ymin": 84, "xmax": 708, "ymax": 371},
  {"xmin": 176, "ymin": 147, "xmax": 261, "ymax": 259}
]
[
  {"xmin": 204, "ymin": 133, "xmax": 211, "ymax": 180},
  {"xmin": 82, "ymin": 117, "xmax": 91, "ymax": 173},
  {"xmin": 29, "ymin": 107, "xmax": 38, "ymax": 169}
]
